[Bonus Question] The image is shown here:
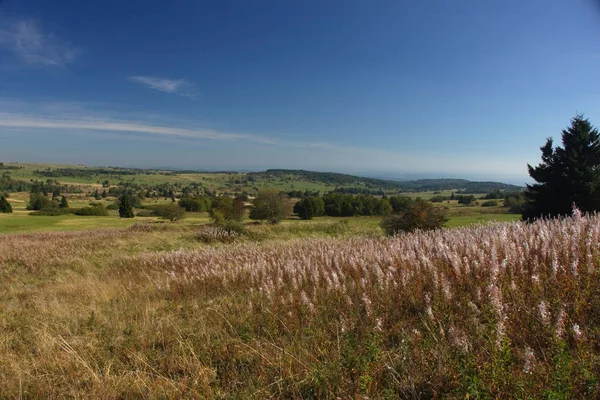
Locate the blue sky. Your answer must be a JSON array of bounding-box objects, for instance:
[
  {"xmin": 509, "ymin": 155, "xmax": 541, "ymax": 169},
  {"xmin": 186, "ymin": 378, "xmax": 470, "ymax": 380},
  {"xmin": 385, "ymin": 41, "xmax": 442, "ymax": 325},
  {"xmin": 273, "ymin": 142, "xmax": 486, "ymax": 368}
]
[{"xmin": 1, "ymin": 0, "xmax": 599, "ymax": 184}]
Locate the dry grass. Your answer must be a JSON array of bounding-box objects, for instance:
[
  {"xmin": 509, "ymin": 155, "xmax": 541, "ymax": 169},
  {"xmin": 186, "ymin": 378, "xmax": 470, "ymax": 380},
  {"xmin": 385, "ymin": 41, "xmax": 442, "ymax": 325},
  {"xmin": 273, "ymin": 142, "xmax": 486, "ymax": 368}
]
[{"xmin": 1, "ymin": 213, "xmax": 600, "ymax": 398}]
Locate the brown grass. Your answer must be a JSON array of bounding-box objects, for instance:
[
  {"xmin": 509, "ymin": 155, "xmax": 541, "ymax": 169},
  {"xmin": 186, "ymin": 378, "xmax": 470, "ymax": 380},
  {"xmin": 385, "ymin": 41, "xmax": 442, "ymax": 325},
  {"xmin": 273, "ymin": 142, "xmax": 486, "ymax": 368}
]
[{"xmin": 1, "ymin": 214, "xmax": 599, "ymax": 398}]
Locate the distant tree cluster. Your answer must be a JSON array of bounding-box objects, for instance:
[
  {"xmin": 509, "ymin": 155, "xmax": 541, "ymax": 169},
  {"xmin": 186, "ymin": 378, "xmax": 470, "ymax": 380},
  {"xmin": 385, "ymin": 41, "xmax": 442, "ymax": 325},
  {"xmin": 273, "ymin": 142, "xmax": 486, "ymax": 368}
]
[
  {"xmin": 321, "ymin": 193, "xmax": 391, "ymax": 217},
  {"xmin": 293, "ymin": 196, "xmax": 325, "ymax": 220},
  {"xmin": 332, "ymin": 187, "xmax": 385, "ymax": 196}
]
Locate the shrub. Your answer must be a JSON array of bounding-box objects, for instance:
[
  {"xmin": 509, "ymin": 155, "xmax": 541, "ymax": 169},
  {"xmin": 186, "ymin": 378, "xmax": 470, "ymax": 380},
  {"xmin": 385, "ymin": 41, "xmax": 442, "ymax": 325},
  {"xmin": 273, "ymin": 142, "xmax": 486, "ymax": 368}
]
[
  {"xmin": 381, "ymin": 198, "xmax": 448, "ymax": 235},
  {"xmin": 482, "ymin": 200, "xmax": 499, "ymax": 207},
  {"xmin": 26, "ymin": 192, "xmax": 52, "ymax": 211},
  {"xmin": 0, "ymin": 196, "xmax": 12, "ymax": 213},
  {"xmin": 194, "ymin": 221, "xmax": 246, "ymax": 243},
  {"xmin": 73, "ymin": 205, "xmax": 109, "ymax": 216},
  {"xmin": 152, "ymin": 204, "xmax": 186, "ymax": 221}
]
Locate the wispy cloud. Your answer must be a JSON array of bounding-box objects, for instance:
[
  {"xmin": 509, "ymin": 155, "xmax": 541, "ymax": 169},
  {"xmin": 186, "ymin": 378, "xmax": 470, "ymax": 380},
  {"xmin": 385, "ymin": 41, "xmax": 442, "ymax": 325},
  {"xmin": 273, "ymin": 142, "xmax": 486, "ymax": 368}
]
[
  {"xmin": 0, "ymin": 108, "xmax": 528, "ymax": 179},
  {"xmin": 0, "ymin": 113, "xmax": 274, "ymax": 144},
  {"xmin": 129, "ymin": 76, "xmax": 199, "ymax": 99},
  {"xmin": 0, "ymin": 19, "xmax": 80, "ymax": 66}
]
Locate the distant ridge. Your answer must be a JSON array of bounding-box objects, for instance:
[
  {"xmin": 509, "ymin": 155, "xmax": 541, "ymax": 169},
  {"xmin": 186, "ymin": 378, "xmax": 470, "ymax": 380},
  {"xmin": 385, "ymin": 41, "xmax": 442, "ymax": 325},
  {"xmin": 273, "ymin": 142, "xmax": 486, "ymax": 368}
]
[{"xmin": 249, "ymin": 169, "xmax": 522, "ymax": 193}]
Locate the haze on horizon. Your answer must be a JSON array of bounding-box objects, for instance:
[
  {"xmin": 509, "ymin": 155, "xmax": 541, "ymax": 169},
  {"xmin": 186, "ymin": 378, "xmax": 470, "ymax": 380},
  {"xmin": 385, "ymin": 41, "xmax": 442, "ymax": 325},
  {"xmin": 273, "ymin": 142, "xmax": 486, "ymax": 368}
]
[{"xmin": 1, "ymin": 0, "xmax": 599, "ymax": 186}]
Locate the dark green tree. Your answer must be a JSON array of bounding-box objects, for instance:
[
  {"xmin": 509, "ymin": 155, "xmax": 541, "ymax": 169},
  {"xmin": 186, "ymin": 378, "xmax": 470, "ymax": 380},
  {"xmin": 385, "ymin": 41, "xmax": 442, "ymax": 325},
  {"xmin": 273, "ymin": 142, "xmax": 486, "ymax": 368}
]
[
  {"xmin": 118, "ymin": 193, "xmax": 135, "ymax": 218},
  {"xmin": 59, "ymin": 196, "xmax": 69, "ymax": 209},
  {"xmin": 524, "ymin": 115, "xmax": 600, "ymax": 220},
  {"xmin": 294, "ymin": 196, "xmax": 325, "ymax": 220},
  {"xmin": 0, "ymin": 196, "xmax": 12, "ymax": 213},
  {"xmin": 249, "ymin": 189, "xmax": 286, "ymax": 224},
  {"xmin": 26, "ymin": 192, "xmax": 52, "ymax": 211}
]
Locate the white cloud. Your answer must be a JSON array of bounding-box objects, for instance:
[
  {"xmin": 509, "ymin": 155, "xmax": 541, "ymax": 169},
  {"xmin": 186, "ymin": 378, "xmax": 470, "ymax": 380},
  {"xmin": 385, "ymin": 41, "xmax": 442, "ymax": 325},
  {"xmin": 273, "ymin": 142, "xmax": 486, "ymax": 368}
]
[
  {"xmin": 129, "ymin": 76, "xmax": 199, "ymax": 99},
  {"xmin": 0, "ymin": 19, "xmax": 80, "ymax": 66},
  {"xmin": 0, "ymin": 109, "xmax": 530, "ymax": 182},
  {"xmin": 0, "ymin": 113, "xmax": 272, "ymax": 143}
]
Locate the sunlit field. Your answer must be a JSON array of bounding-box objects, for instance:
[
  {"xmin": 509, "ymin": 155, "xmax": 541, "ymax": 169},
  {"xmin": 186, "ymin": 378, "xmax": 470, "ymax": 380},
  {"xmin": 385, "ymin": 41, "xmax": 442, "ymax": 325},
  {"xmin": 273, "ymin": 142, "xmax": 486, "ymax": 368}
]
[{"xmin": 0, "ymin": 211, "xmax": 598, "ymax": 398}]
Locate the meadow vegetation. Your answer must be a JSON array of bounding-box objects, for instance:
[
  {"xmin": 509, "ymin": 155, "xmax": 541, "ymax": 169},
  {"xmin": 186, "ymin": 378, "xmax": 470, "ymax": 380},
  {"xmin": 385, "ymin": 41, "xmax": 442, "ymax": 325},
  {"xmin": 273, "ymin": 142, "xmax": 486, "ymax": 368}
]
[{"xmin": 1, "ymin": 210, "xmax": 599, "ymax": 398}]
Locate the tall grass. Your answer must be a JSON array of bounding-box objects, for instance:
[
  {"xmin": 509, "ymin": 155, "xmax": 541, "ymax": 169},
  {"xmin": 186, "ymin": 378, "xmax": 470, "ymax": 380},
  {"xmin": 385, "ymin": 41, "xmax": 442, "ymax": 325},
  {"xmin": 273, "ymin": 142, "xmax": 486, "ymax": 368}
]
[{"xmin": 1, "ymin": 212, "xmax": 600, "ymax": 397}]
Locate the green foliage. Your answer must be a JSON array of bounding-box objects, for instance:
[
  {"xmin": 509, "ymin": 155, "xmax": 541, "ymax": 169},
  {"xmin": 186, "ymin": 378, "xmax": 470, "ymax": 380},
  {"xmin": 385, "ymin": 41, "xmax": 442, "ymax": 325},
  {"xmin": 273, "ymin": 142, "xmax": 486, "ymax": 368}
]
[
  {"xmin": 322, "ymin": 193, "xmax": 391, "ymax": 217},
  {"xmin": 73, "ymin": 204, "xmax": 109, "ymax": 216},
  {"xmin": 388, "ymin": 195, "xmax": 412, "ymax": 213},
  {"xmin": 30, "ymin": 208, "xmax": 72, "ymax": 216},
  {"xmin": 294, "ymin": 196, "xmax": 325, "ymax": 220},
  {"xmin": 0, "ymin": 196, "xmax": 12, "ymax": 213},
  {"xmin": 381, "ymin": 198, "xmax": 448, "ymax": 235},
  {"xmin": 118, "ymin": 193, "xmax": 135, "ymax": 218},
  {"xmin": 456, "ymin": 194, "xmax": 476, "ymax": 205},
  {"xmin": 249, "ymin": 189, "xmax": 286, "ymax": 224},
  {"xmin": 429, "ymin": 195, "xmax": 450, "ymax": 203},
  {"xmin": 208, "ymin": 195, "xmax": 245, "ymax": 223},
  {"xmin": 481, "ymin": 200, "xmax": 499, "ymax": 207},
  {"xmin": 59, "ymin": 196, "xmax": 69, "ymax": 209},
  {"xmin": 524, "ymin": 115, "xmax": 600, "ymax": 220},
  {"xmin": 26, "ymin": 192, "xmax": 52, "ymax": 211},
  {"xmin": 152, "ymin": 204, "xmax": 186, "ymax": 221},
  {"xmin": 178, "ymin": 195, "xmax": 211, "ymax": 212}
]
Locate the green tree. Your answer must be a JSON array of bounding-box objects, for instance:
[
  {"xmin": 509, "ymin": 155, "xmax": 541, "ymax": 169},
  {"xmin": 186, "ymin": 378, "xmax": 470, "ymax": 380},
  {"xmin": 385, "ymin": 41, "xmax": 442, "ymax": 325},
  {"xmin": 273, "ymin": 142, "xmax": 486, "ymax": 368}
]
[
  {"xmin": 524, "ymin": 115, "xmax": 600, "ymax": 220},
  {"xmin": 153, "ymin": 203, "xmax": 185, "ymax": 221},
  {"xmin": 293, "ymin": 196, "xmax": 325, "ymax": 220},
  {"xmin": 381, "ymin": 198, "xmax": 447, "ymax": 235},
  {"xmin": 249, "ymin": 189, "xmax": 286, "ymax": 224},
  {"xmin": 26, "ymin": 192, "xmax": 52, "ymax": 211},
  {"xmin": 59, "ymin": 196, "xmax": 69, "ymax": 209},
  {"xmin": 118, "ymin": 193, "xmax": 135, "ymax": 218},
  {"xmin": 0, "ymin": 196, "xmax": 12, "ymax": 213}
]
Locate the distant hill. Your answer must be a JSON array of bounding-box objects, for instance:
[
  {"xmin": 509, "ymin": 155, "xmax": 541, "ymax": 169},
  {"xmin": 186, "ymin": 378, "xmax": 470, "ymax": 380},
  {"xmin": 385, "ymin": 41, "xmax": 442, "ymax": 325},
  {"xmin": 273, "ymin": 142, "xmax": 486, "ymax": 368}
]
[{"xmin": 249, "ymin": 169, "xmax": 522, "ymax": 193}]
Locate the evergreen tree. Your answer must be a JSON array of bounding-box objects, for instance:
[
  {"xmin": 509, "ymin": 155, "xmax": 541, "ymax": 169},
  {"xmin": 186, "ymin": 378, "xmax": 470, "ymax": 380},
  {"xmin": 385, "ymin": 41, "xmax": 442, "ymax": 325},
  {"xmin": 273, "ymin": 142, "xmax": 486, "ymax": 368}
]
[
  {"xmin": 524, "ymin": 115, "xmax": 600, "ymax": 220},
  {"xmin": 59, "ymin": 196, "xmax": 69, "ymax": 209},
  {"xmin": 118, "ymin": 193, "xmax": 135, "ymax": 218},
  {"xmin": 0, "ymin": 196, "xmax": 12, "ymax": 213}
]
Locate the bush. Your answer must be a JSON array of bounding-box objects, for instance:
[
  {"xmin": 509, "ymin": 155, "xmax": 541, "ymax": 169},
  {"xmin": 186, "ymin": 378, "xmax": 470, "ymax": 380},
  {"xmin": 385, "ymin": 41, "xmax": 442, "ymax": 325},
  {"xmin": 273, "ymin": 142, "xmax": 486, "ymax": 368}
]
[
  {"xmin": 194, "ymin": 221, "xmax": 247, "ymax": 243},
  {"xmin": 481, "ymin": 200, "xmax": 499, "ymax": 207},
  {"xmin": 26, "ymin": 192, "xmax": 52, "ymax": 211},
  {"xmin": 381, "ymin": 198, "xmax": 448, "ymax": 235},
  {"xmin": 0, "ymin": 196, "xmax": 12, "ymax": 213},
  {"xmin": 152, "ymin": 204, "xmax": 186, "ymax": 221},
  {"xmin": 73, "ymin": 205, "xmax": 109, "ymax": 216}
]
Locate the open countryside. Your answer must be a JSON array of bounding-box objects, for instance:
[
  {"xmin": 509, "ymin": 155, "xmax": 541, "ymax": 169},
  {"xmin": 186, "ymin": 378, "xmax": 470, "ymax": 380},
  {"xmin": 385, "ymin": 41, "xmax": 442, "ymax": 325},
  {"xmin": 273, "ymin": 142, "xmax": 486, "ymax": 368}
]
[{"xmin": 2, "ymin": 0, "xmax": 600, "ymax": 398}]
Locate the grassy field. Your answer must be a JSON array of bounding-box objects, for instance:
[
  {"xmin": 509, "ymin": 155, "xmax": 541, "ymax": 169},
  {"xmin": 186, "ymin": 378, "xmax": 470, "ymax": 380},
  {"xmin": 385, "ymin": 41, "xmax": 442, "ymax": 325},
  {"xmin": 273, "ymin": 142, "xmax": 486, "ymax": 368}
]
[
  {"xmin": 0, "ymin": 211, "xmax": 598, "ymax": 398},
  {"xmin": 1, "ymin": 190, "xmax": 518, "ymax": 234}
]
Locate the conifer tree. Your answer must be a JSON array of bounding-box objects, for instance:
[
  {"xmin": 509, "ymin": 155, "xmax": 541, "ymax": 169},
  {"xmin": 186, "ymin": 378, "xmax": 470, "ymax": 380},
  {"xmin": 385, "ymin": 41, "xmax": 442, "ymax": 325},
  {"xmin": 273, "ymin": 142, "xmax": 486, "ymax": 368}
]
[{"xmin": 524, "ymin": 115, "xmax": 600, "ymax": 220}]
